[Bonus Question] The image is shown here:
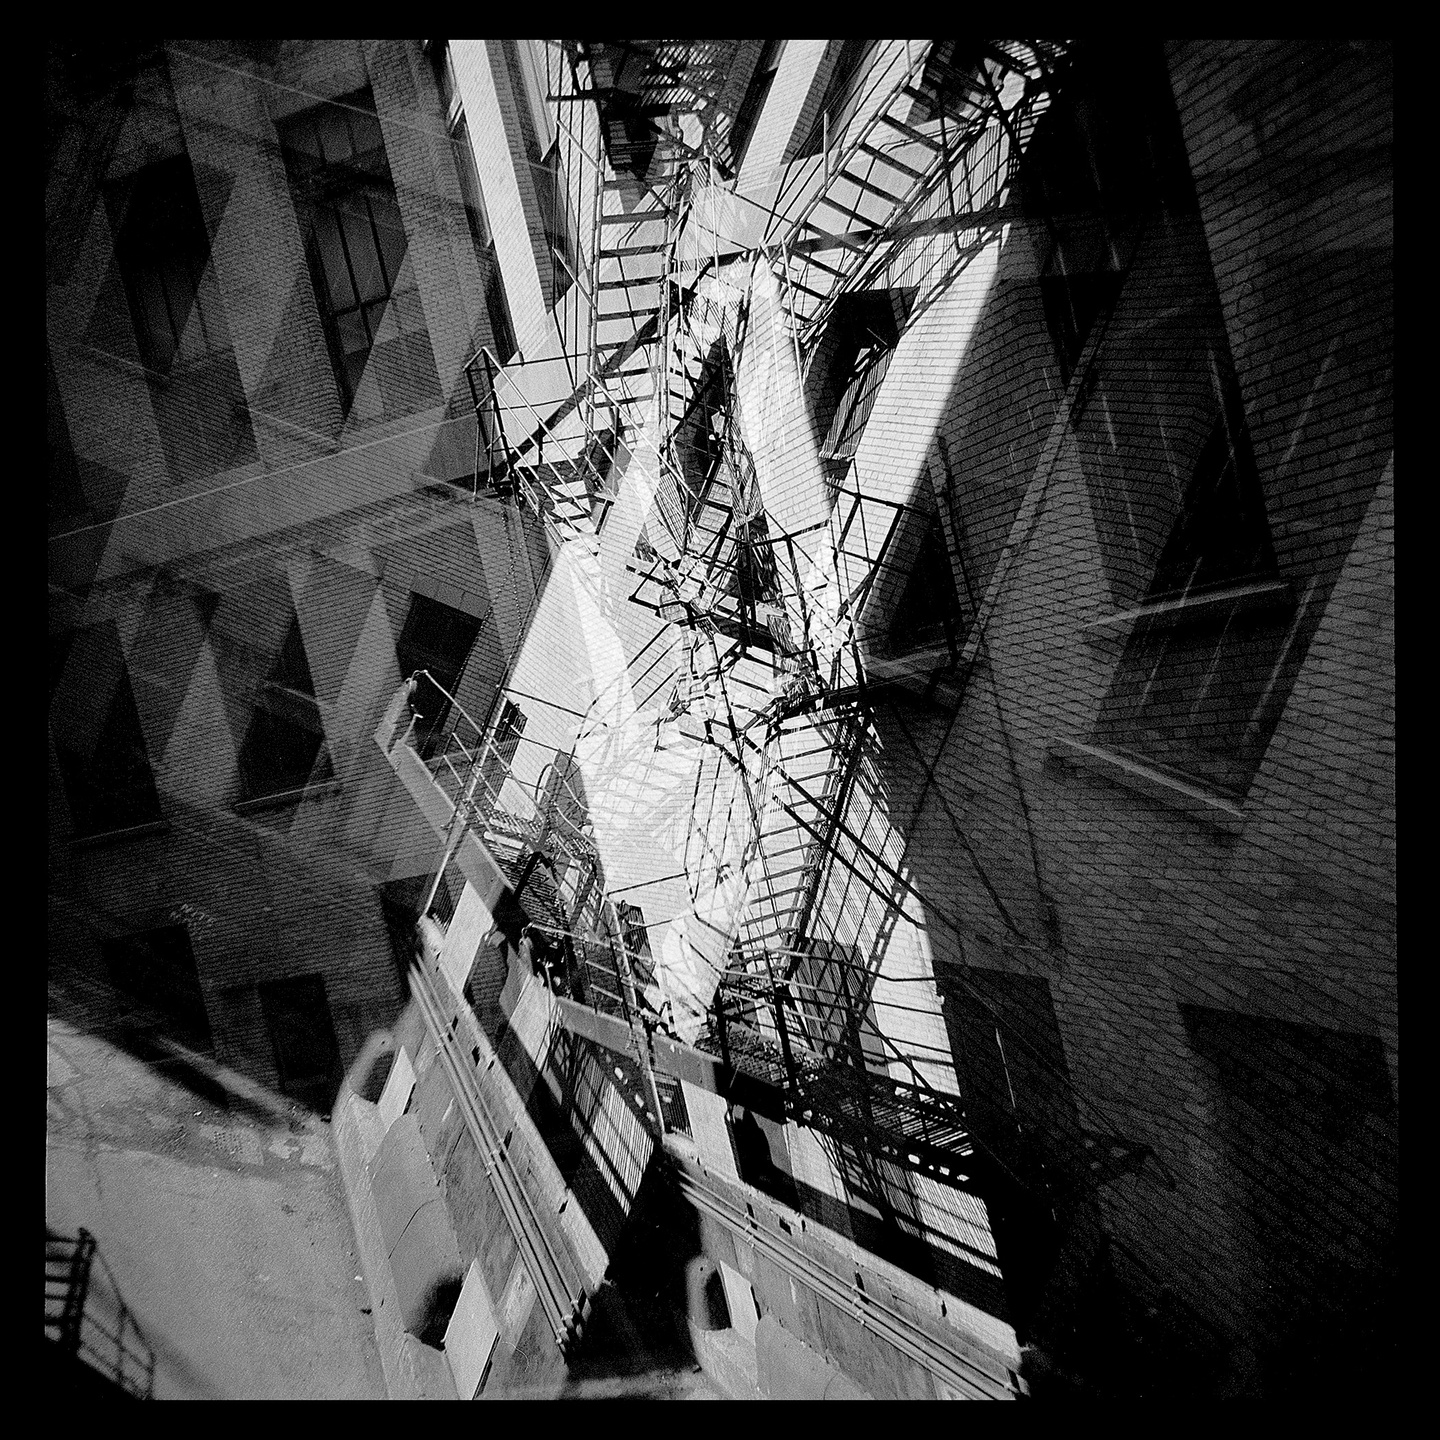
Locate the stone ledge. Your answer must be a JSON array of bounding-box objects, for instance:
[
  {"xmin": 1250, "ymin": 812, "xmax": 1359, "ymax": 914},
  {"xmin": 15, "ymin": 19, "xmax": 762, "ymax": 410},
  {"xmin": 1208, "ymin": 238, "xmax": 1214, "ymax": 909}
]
[
  {"xmin": 68, "ymin": 819, "xmax": 171, "ymax": 850},
  {"xmin": 1047, "ymin": 738, "xmax": 1245, "ymax": 834},
  {"xmin": 1081, "ymin": 580, "xmax": 1294, "ymax": 647},
  {"xmin": 333, "ymin": 1091, "xmax": 459, "ymax": 1400}
]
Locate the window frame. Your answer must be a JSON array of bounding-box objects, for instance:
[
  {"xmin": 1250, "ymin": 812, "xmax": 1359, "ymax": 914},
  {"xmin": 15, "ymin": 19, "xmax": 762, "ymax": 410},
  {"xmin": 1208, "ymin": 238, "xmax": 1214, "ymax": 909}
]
[
  {"xmin": 234, "ymin": 611, "xmax": 334, "ymax": 805},
  {"xmin": 1089, "ymin": 408, "xmax": 1298, "ymax": 800},
  {"xmin": 728, "ymin": 39, "xmax": 786, "ymax": 173},
  {"xmin": 394, "ymin": 593, "xmax": 483, "ymax": 761},
  {"xmin": 278, "ymin": 89, "xmax": 410, "ymax": 413},
  {"xmin": 431, "ymin": 43, "xmax": 519, "ymax": 364},
  {"xmin": 110, "ymin": 152, "xmax": 220, "ymax": 377}
]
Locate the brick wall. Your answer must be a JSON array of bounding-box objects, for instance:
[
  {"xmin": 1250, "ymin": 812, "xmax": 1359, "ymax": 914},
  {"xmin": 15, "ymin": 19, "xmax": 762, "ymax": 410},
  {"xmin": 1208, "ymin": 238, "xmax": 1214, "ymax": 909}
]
[{"xmin": 46, "ymin": 40, "xmax": 553, "ymax": 1103}]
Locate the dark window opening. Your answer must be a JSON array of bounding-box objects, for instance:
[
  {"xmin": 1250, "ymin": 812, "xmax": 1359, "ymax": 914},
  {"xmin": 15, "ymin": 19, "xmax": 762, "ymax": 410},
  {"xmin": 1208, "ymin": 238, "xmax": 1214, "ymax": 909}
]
[
  {"xmin": 578, "ymin": 426, "xmax": 623, "ymax": 528},
  {"xmin": 615, "ymin": 901, "xmax": 653, "ymax": 987},
  {"xmin": 427, "ymin": 868, "xmax": 460, "ymax": 928},
  {"xmin": 1092, "ymin": 409, "xmax": 1292, "ymax": 798},
  {"xmin": 731, "ymin": 1107, "xmax": 801, "ymax": 1210},
  {"xmin": 449, "ymin": 112, "xmax": 491, "ymax": 263},
  {"xmin": 279, "ymin": 90, "xmax": 411, "ymax": 415},
  {"xmin": 887, "ymin": 514, "xmax": 965, "ymax": 657},
  {"xmin": 379, "ymin": 875, "xmax": 430, "ymax": 993},
  {"xmin": 236, "ymin": 611, "xmax": 333, "ymax": 802},
  {"xmin": 504, "ymin": 41, "xmax": 576, "ymax": 310},
  {"xmin": 584, "ymin": 44, "xmax": 667, "ymax": 183},
  {"xmin": 1181, "ymin": 1006, "xmax": 1397, "ymax": 1397},
  {"xmin": 1093, "ymin": 595, "xmax": 1296, "ymax": 799},
  {"xmin": 808, "ymin": 290, "xmax": 911, "ymax": 475},
  {"xmin": 258, "ymin": 974, "xmax": 342, "ymax": 1113},
  {"xmin": 430, "ymin": 43, "xmax": 517, "ymax": 365},
  {"xmin": 108, "ymin": 153, "xmax": 213, "ymax": 375},
  {"xmin": 539, "ymin": 748, "xmax": 587, "ymax": 842},
  {"xmin": 728, "ymin": 39, "xmax": 785, "ymax": 172},
  {"xmin": 728, "ymin": 512, "xmax": 782, "ymax": 612},
  {"xmin": 1148, "ymin": 411, "xmax": 1278, "ymax": 602},
  {"xmin": 102, "ymin": 925, "xmax": 212, "ymax": 1051},
  {"xmin": 533, "ymin": 141, "xmax": 579, "ymax": 309},
  {"xmin": 672, "ymin": 337, "xmax": 730, "ymax": 511},
  {"xmin": 478, "ymin": 697, "xmax": 527, "ymax": 802},
  {"xmin": 794, "ymin": 39, "xmax": 881, "ymax": 159},
  {"xmin": 936, "ymin": 966, "xmax": 1093, "ymax": 1333},
  {"xmin": 1040, "ymin": 261, "xmax": 1125, "ymax": 388},
  {"xmin": 394, "ymin": 593, "xmax": 483, "ymax": 761},
  {"xmin": 430, "ymin": 38, "xmax": 465, "ymax": 130},
  {"xmin": 485, "ymin": 245, "xmax": 519, "ymax": 364},
  {"xmin": 53, "ymin": 641, "xmax": 164, "ymax": 839},
  {"xmin": 1022, "ymin": 45, "xmax": 1198, "ymax": 385},
  {"xmin": 103, "ymin": 139, "xmax": 259, "ymax": 483}
]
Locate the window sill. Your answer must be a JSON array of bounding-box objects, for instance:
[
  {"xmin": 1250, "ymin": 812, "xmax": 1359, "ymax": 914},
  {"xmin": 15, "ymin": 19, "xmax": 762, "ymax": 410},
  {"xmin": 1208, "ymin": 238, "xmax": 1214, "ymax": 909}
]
[
  {"xmin": 1047, "ymin": 738, "xmax": 1245, "ymax": 834},
  {"xmin": 234, "ymin": 780, "xmax": 342, "ymax": 816},
  {"xmin": 75, "ymin": 342, "xmax": 235, "ymax": 391},
  {"xmin": 1082, "ymin": 580, "xmax": 1293, "ymax": 646},
  {"xmin": 863, "ymin": 643, "xmax": 971, "ymax": 708},
  {"xmin": 69, "ymin": 819, "xmax": 171, "ymax": 850}
]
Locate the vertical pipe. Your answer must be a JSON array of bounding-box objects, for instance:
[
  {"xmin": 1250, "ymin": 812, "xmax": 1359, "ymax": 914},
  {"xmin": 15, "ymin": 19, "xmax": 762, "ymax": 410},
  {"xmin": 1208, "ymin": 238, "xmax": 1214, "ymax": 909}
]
[{"xmin": 774, "ymin": 982, "xmax": 797, "ymax": 1088}]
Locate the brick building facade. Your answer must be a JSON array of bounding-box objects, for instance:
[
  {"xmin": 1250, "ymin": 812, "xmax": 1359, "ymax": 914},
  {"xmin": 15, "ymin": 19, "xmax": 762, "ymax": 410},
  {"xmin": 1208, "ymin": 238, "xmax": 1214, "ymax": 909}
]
[{"xmin": 48, "ymin": 39, "xmax": 1392, "ymax": 1400}]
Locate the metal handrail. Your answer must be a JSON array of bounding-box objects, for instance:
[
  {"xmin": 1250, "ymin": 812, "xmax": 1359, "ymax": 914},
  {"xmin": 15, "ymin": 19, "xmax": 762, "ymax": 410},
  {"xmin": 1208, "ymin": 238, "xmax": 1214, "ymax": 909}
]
[
  {"xmin": 466, "ymin": 344, "xmax": 625, "ymax": 523},
  {"xmin": 45, "ymin": 1228, "xmax": 156, "ymax": 1399},
  {"xmin": 766, "ymin": 41, "xmax": 932, "ymax": 243}
]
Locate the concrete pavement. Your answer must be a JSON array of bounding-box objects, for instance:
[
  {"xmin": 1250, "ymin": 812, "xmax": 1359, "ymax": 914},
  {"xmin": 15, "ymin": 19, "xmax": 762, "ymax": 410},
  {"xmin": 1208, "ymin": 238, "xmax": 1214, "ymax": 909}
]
[{"xmin": 46, "ymin": 1012, "xmax": 387, "ymax": 1400}]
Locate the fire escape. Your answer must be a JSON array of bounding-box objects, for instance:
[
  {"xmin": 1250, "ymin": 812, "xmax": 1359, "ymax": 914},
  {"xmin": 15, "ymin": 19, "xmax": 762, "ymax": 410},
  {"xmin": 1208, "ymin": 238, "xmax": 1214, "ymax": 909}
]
[{"xmin": 378, "ymin": 40, "xmax": 1078, "ymax": 1360}]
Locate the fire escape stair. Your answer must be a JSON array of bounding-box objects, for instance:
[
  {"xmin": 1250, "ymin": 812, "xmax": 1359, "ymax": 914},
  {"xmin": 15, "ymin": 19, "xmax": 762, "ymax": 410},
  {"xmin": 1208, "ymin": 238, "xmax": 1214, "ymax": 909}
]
[{"xmin": 774, "ymin": 41, "xmax": 1061, "ymax": 349}]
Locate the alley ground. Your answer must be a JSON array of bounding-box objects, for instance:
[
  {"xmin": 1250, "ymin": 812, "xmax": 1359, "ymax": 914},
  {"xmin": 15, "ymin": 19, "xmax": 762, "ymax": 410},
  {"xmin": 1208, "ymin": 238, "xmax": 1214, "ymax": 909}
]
[{"xmin": 46, "ymin": 969, "xmax": 387, "ymax": 1400}]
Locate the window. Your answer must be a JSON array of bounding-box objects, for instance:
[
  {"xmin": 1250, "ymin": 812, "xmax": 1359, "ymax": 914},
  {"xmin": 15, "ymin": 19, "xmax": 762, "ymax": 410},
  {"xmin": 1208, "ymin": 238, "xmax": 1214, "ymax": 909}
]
[
  {"xmin": 394, "ymin": 594, "xmax": 482, "ymax": 760},
  {"xmin": 615, "ymin": 901, "xmax": 653, "ymax": 986},
  {"xmin": 103, "ymin": 146, "xmax": 260, "ymax": 481},
  {"xmin": 479, "ymin": 697, "xmax": 527, "ymax": 802},
  {"xmin": 1181, "ymin": 1006, "xmax": 1397, "ymax": 1394},
  {"xmin": 533, "ymin": 140, "xmax": 579, "ymax": 307},
  {"xmin": 509, "ymin": 39, "xmax": 557, "ymax": 156},
  {"xmin": 110, "ymin": 153, "xmax": 214, "ymax": 375},
  {"xmin": 504, "ymin": 41, "xmax": 576, "ymax": 309},
  {"xmin": 51, "ymin": 624, "xmax": 165, "ymax": 839},
  {"xmin": 935, "ymin": 965, "xmax": 1091, "ymax": 1327},
  {"xmin": 808, "ymin": 290, "xmax": 909, "ymax": 483},
  {"xmin": 886, "ymin": 514, "xmax": 965, "ymax": 657},
  {"xmin": 452, "ymin": 107, "xmax": 527, "ymax": 362},
  {"xmin": 235, "ymin": 611, "xmax": 333, "ymax": 802},
  {"xmin": 484, "ymin": 239, "xmax": 519, "ymax": 365},
  {"xmin": 431, "ymin": 42, "xmax": 518, "ymax": 364},
  {"xmin": 539, "ymin": 748, "xmax": 587, "ymax": 838},
  {"xmin": 1092, "ymin": 407, "xmax": 1296, "ymax": 798},
  {"xmin": 728, "ymin": 39, "xmax": 785, "ymax": 172},
  {"xmin": 1022, "ymin": 47, "xmax": 1199, "ymax": 386},
  {"xmin": 794, "ymin": 39, "xmax": 880, "ymax": 159},
  {"xmin": 279, "ymin": 90, "xmax": 415, "ymax": 414},
  {"xmin": 258, "ymin": 973, "xmax": 342, "ymax": 1113},
  {"xmin": 103, "ymin": 925, "xmax": 211, "ymax": 1050}
]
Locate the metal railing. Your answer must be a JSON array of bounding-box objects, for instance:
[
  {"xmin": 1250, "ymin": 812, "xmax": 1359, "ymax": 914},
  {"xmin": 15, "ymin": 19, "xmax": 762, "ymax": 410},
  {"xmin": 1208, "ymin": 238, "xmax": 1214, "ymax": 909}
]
[
  {"xmin": 45, "ymin": 1228, "xmax": 156, "ymax": 1399},
  {"xmin": 402, "ymin": 670, "xmax": 596, "ymax": 872},
  {"xmin": 408, "ymin": 959, "xmax": 593, "ymax": 1355}
]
